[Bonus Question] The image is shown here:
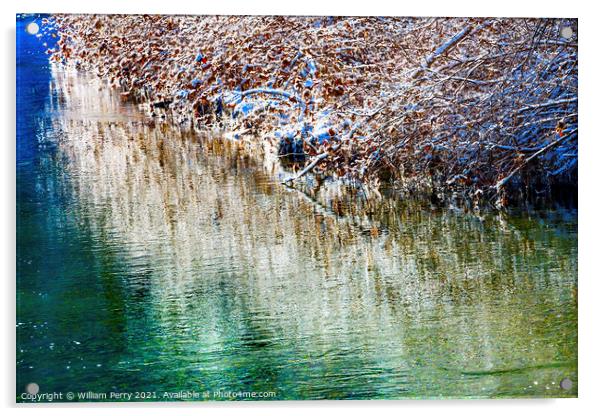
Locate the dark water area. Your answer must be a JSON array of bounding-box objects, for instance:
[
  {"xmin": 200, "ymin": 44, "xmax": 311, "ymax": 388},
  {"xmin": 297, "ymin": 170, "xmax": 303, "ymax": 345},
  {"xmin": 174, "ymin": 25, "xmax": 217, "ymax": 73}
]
[{"xmin": 16, "ymin": 16, "xmax": 577, "ymax": 401}]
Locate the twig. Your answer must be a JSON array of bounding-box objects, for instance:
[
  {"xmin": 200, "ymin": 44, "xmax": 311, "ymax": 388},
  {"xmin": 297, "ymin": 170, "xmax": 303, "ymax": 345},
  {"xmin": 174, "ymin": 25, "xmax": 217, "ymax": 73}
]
[
  {"xmin": 282, "ymin": 151, "xmax": 330, "ymax": 185},
  {"xmin": 494, "ymin": 128, "xmax": 577, "ymax": 191}
]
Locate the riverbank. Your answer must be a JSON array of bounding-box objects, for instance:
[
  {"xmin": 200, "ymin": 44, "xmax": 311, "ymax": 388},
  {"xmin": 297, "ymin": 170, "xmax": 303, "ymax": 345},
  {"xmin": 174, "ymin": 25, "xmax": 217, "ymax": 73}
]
[{"xmin": 44, "ymin": 15, "xmax": 578, "ymax": 208}]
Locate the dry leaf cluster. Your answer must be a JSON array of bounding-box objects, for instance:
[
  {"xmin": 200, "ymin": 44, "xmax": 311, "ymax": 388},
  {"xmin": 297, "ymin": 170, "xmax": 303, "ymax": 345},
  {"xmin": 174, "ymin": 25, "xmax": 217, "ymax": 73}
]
[{"xmin": 46, "ymin": 15, "xmax": 577, "ymax": 207}]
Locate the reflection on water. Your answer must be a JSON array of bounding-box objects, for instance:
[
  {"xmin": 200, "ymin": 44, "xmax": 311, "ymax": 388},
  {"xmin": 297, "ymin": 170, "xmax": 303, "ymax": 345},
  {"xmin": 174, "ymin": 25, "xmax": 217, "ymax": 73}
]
[{"xmin": 17, "ymin": 69, "xmax": 577, "ymax": 400}]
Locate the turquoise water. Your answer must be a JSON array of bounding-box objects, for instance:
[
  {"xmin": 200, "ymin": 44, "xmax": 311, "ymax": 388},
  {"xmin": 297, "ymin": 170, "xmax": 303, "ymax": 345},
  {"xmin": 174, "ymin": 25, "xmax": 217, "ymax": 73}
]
[{"xmin": 16, "ymin": 16, "xmax": 577, "ymax": 401}]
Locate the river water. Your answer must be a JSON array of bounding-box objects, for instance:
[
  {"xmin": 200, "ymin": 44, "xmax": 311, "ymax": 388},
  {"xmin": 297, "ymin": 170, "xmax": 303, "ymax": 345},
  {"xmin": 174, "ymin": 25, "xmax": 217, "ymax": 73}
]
[{"xmin": 16, "ymin": 17, "xmax": 577, "ymax": 400}]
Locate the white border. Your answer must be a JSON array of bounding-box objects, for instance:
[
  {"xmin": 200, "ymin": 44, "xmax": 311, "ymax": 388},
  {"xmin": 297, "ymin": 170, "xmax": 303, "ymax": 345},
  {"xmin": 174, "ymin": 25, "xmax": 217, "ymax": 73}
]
[{"xmin": 3, "ymin": 1, "xmax": 600, "ymax": 415}]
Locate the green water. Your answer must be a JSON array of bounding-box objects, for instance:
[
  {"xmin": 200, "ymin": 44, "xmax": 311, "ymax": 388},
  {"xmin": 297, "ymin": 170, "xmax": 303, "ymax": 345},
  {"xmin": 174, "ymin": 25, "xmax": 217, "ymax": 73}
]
[{"xmin": 16, "ymin": 71, "xmax": 577, "ymax": 401}]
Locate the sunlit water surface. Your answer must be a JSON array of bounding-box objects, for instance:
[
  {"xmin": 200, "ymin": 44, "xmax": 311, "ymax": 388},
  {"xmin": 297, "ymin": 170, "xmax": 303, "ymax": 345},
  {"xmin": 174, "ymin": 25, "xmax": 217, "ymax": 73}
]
[{"xmin": 17, "ymin": 20, "xmax": 577, "ymax": 401}]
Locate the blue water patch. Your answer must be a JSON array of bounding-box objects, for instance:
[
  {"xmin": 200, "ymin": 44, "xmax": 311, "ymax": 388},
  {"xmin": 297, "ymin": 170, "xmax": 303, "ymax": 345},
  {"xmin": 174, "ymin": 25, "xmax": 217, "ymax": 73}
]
[{"xmin": 16, "ymin": 14, "xmax": 56, "ymax": 165}]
